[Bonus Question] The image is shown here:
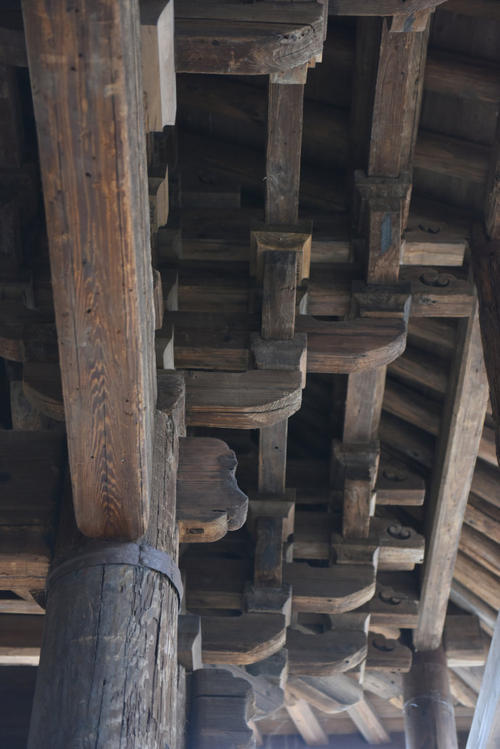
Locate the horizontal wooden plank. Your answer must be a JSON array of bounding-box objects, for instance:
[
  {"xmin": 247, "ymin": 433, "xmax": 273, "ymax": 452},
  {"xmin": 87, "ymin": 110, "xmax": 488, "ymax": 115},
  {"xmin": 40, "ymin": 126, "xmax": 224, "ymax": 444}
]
[{"xmin": 175, "ymin": 1, "xmax": 325, "ymax": 75}]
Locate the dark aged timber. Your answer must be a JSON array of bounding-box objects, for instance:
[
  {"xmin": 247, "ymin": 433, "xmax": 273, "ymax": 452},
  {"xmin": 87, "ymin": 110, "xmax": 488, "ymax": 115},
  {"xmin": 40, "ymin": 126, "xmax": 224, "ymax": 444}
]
[{"xmin": 0, "ymin": 0, "xmax": 498, "ymax": 747}]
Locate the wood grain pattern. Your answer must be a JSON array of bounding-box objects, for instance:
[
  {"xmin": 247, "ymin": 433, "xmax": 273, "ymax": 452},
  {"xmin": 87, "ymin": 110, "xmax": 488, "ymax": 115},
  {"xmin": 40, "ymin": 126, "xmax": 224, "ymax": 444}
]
[
  {"xmin": 22, "ymin": 0, "xmax": 155, "ymax": 539},
  {"xmin": 266, "ymin": 81, "xmax": 304, "ymax": 224},
  {"xmin": 184, "ymin": 369, "xmax": 302, "ymax": 428},
  {"xmin": 176, "ymin": 437, "xmax": 248, "ymax": 543},
  {"xmin": 285, "ymin": 562, "xmax": 375, "ymax": 614},
  {"xmin": 330, "ymin": 0, "xmax": 445, "ymax": 15},
  {"xmin": 287, "ymin": 629, "xmax": 367, "ymax": 676},
  {"xmin": 415, "ymin": 304, "xmax": 489, "ymax": 650},
  {"xmin": 201, "ymin": 613, "xmax": 286, "ymax": 665},
  {"xmin": 175, "ymin": 1, "xmax": 325, "ymax": 76}
]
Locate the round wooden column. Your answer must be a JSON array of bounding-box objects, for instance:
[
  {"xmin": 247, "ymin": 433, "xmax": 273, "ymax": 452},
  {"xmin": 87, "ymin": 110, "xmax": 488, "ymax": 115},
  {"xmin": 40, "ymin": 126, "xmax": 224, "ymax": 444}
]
[{"xmin": 403, "ymin": 646, "xmax": 458, "ymax": 749}]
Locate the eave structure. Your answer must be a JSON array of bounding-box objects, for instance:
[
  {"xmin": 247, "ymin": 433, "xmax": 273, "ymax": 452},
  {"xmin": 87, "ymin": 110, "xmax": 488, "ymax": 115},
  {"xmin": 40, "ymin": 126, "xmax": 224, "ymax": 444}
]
[{"xmin": 0, "ymin": 0, "xmax": 499, "ymax": 747}]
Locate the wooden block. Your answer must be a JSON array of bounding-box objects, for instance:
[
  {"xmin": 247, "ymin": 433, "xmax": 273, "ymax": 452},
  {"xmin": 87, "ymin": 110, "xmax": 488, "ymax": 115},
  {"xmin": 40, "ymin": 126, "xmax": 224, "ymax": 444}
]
[
  {"xmin": 246, "ymin": 649, "xmax": 288, "ymax": 690},
  {"xmin": 177, "ymin": 437, "xmax": 248, "ymax": 544},
  {"xmin": 352, "ymin": 281, "xmax": 412, "ymax": 320},
  {"xmin": 287, "ymin": 628, "xmax": 367, "ymax": 676},
  {"xmin": 184, "ymin": 369, "xmax": 303, "ymax": 429},
  {"xmin": 389, "ymin": 8, "xmax": 431, "ymax": 32},
  {"xmin": 252, "ymin": 334, "xmax": 307, "ymax": 386},
  {"xmin": 190, "ymin": 668, "xmax": 255, "ymax": 749},
  {"xmin": 285, "ymin": 561, "xmax": 375, "ymax": 614},
  {"xmin": 366, "ymin": 634, "xmax": 412, "ymax": 673},
  {"xmin": 201, "ymin": 613, "xmax": 286, "ymax": 666},
  {"xmin": 251, "ymin": 226, "xmax": 312, "ymax": 283},
  {"xmin": 175, "ymin": 1, "xmax": 325, "ymax": 76},
  {"xmin": 140, "ymin": 0, "xmax": 176, "ymax": 130},
  {"xmin": 266, "ymin": 81, "xmax": 304, "ymax": 224},
  {"xmin": 444, "ymin": 615, "xmax": 487, "ymax": 667},
  {"xmin": 261, "ymin": 250, "xmax": 297, "ymax": 340},
  {"xmin": 254, "ymin": 516, "xmax": 284, "ymax": 587},
  {"xmin": 247, "ymin": 495, "xmax": 295, "ymax": 540},
  {"xmin": 0, "ymin": 432, "xmax": 65, "ymax": 592},
  {"xmin": 367, "ymin": 573, "xmax": 419, "ymax": 629},
  {"xmin": 376, "ymin": 457, "xmax": 426, "ymax": 506},
  {"xmin": 245, "ymin": 584, "xmax": 293, "ymax": 625},
  {"xmin": 177, "ymin": 613, "xmax": 202, "ymax": 671},
  {"xmin": 23, "ymin": 0, "xmax": 157, "ymax": 538}
]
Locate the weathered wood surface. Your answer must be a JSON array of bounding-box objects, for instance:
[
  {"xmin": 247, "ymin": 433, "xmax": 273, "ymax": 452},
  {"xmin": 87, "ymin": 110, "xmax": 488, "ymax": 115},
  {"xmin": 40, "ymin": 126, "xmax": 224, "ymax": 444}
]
[
  {"xmin": 140, "ymin": 0, "xmax": 176, "ymax": 131},
  {"xmin": 184, "ymin": 369, "xmax": 303, "ymax": 428},
  {"xmin": 166, "ymin": 312, "xmax": 408, "ymax": 373},
  {"xmin": 189, "ymin": 669, "xmax": 255, "ymax": 749},
  {"xmin": 27, "ymin": 375, "xmax": 185, "ymax": 748},
  {"xmin": 0, "ymin": 431, "xmax": 65, "ymax": 593},
  {"xmin": 347, "ymin": 699, "xmax": 390, "ymax": 745},
  {"xmin": 285, "ymin": 698, "xmax": 328, "ymax": 747},
  {"xmin": 23, "ymin": 364, "xmax": 303, "ymax": 429},
  {"xmin": 443, "ymin": 615, "xmax": 487, "ymax": 667},
  {"xmin": 285, "ymin": 562, "xmax": 376, "ymax": 614},
  {"xmin": 466, "ymin": 612, "xmax": 500, "ymax": 749},
  {"xmin": 403, "ymin": 647, "xmax": 458, "ymax": 749},
  {"xmin": 471, "ymin": 232, "xmax": 500, "ymax": 464},
  {"xmin": 175, "ymin": 0, "xmax": 325, "ymax": 75},
  {"xmin": 22, "ymin": 0, "xmax": 156, "ymax": 539},
  {"xmin": 415, "ymin": 304, "xmax": 489, "ymax": 651},
  {"xmin": 287, "ymin": 628, "xmax": 367, "ymax": 676},
  {"xmin": 201, "ymin": 613, "xmax": 286, "ymax": 665},
  {"xmin": 266, "ymin": 82, "xmax": 303, "ymax": 225},
  {"xmin": 343, "ymin": 367, "xmax": 386, "ymax": 443},
  {"xmin": 177, "ymin": 437, "xmax": 248, "ymax": 543},
  {"xmin": 287, "ymin": 675, "xmax": 363, "ymax": 715},
  {"xmin": 330, "ymin": 0, "xmax": 445, "ymax": 15}
]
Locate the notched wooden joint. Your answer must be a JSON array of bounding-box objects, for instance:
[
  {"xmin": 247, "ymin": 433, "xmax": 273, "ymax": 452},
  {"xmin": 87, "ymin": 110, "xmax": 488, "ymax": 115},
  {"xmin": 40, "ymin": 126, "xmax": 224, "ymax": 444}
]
[{"xmin": 250, "ymin": 223, "xmax": 312, "ymax": 283}]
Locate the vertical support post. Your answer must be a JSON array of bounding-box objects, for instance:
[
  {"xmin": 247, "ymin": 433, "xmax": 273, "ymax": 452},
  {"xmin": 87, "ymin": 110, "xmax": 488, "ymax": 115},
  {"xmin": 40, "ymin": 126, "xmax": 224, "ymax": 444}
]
[
  {"xmin": 403, "ymin": 647, "xmax": 458, "ymax": 749},
  {"xmin": 265, "ymin": 81, "xmax": 304, "ymax": 225},
  {"xmin": 27, "ymin": 375, "xmax": 185, "ymax": 748}
]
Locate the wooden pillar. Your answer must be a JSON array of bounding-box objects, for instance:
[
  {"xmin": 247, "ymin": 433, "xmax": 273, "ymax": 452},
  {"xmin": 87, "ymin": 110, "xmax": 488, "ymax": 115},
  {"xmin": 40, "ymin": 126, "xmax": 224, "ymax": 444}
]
[
  {"xmin": 403, "ymin": 647, "xmax": 458, "ymax": 749},
  {"xmin": 28, "ymin": 376, "xmax": 185, "ymax": 748}
]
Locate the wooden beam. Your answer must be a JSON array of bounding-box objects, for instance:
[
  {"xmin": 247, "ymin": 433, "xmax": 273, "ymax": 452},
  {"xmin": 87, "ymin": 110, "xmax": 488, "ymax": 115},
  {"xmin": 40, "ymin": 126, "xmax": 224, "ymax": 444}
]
[
  {"xmin": 471, "ymin": 230, "xmax": 500, "ymax": 464},
  {"xmin": 22, "ymin": 0, "xmax": 156, "ymax": 539},
  {"xmin": 330, "ymin": 0, "xmax": 445, "ymax": 15},
  {"xmin": 403, "ymin": 647, "xmax": 458, "ymax": 749},
  {"xmin": 415, "ymin": 302, "xmax": 489, "ymax": 651},
  {"xmin": 174, "ymin": 0, "xmax": 325, "ymax": 76},
  {"xmin": 347, "ymin": 699, "xmax": 390, "ymax": 745},
  {"xmin": 285, "ymin": 698, "xmax": 328, "ymax": 747}
]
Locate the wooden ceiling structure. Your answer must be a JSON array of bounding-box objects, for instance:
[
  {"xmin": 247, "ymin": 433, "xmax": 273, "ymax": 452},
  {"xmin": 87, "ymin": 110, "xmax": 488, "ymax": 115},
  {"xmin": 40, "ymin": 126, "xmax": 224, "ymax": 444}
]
[{"xmin": 0, "ymin": 0, "xmax": 499, "ymax": 747}]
